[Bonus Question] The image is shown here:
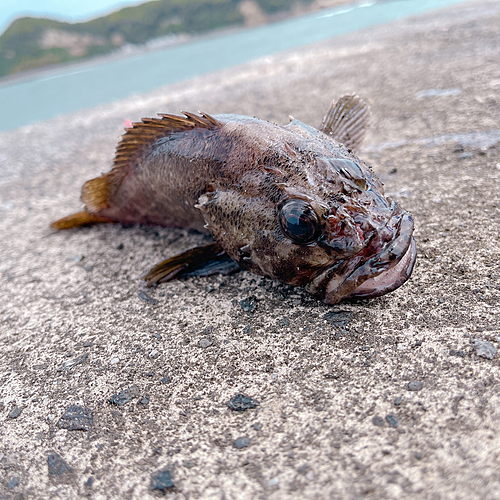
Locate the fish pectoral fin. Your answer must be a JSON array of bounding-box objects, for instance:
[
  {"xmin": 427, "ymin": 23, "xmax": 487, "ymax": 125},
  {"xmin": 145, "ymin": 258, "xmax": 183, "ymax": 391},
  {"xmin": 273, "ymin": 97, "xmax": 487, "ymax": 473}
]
[
  {"xmin": 143, "ymin": 242, "xmax": 239, "ymax": 287},
  {"xmin": 50, "ymin": 211, "xmax": 114, "ymax": 230},
  {"xmin": 320, "ymin": 94, "xmax": 371, "ymax": 153}
]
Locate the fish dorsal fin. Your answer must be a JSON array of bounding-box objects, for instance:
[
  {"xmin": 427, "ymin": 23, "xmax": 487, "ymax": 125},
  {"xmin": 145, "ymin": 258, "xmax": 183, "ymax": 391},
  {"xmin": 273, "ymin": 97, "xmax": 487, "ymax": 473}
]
[
  {"xmin": 320, "ymin": 95, "xmax": 370, "ymax": 154},
  {"xmin": 81, "ymin": 112, "xmax": 221, "ymax": 213}
]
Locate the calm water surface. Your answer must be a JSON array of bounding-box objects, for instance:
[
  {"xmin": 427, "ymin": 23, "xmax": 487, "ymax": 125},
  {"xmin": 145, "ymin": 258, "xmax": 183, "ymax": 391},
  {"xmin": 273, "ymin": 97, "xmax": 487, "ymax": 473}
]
[{"xmin": 0, "ymin": 0, "xmax": 470, "ymax": 132}]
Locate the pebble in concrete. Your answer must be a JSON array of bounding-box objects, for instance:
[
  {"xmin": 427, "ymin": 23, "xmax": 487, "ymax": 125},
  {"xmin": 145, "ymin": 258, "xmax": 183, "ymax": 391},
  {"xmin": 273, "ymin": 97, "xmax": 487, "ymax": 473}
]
[
  {"xmin": 386, "ymin": 414, "xmax": 399, "ymax": 428},
  {"xmin": 227, "ymin": 394, "xmax": 259, "ymax": 411},
  {"xmin": 235, "ymin": 437, "xmax": 250, "ymax": 448},
  {"xmin": 7, "ymin": 477, "xmax": 19, "ymax": 489},
  {"xmin": 8, "ymin": 406, "xmax": 21, "ymax": 419},
  {"xmin": 408, "ymin": 381, "xmax": 423, "ymax": 391},
  {"xmin": 47, "ymin": 453, "xmax": 72, "ymax": 476},
  {"xmin": 108, "ymin": 385, "xmax": 139, "ymax": 406},
  {"xmin": 474, "ymin": 340, "xmax": 497, "ymax": 359},
  {"xmin": 151, "ymin": 469, "xmax": 174, "ymax": 493},
  {"xmin": 57, "ymin": 405, "xmax": 93, "ymax": 431}
]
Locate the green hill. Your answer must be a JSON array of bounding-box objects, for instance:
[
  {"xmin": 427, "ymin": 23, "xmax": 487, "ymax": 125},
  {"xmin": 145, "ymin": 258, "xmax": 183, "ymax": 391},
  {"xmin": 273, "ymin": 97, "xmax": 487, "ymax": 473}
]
[{"xmin": 0, "ymin": 0, "xmax": 313, "ymax": 78}]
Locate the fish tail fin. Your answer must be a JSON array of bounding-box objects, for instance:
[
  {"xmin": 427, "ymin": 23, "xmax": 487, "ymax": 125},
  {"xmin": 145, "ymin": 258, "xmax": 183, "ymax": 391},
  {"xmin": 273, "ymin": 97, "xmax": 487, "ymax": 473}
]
[
  {"xmin": 50, "ymin": 211, "xmax": 114, "ymax": 230},
  {"xmin": 81, "ymin": 168, "xmax": 125, "ymax": 213}
]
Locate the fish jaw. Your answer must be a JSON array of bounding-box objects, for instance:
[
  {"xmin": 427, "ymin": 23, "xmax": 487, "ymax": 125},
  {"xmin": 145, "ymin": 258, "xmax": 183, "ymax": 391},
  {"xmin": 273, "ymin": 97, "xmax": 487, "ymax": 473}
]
[{"xmin": 307, "ymin": 212, "xmax": 416, "ymax": 304}]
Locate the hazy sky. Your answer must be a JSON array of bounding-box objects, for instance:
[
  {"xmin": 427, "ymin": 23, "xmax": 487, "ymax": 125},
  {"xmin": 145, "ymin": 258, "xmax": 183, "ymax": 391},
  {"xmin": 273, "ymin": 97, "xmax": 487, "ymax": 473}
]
[{"xmin": 0, "ymin": 0, "xmax": 147, "ymax": 35}]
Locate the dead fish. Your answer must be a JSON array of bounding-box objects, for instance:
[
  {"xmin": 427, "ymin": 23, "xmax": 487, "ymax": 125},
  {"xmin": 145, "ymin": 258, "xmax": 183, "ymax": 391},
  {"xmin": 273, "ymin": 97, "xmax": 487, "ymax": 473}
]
[{"xmin": 51, "ymin": 95, "xmax": 416, "ymax": 304}]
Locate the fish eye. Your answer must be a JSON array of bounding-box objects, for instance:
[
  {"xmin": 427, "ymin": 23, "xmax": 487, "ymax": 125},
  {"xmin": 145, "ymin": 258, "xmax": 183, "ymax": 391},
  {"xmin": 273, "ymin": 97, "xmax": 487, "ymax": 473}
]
[{"xmin": 278, "ymin": 199, "xmax": 321, "ymax": 244}]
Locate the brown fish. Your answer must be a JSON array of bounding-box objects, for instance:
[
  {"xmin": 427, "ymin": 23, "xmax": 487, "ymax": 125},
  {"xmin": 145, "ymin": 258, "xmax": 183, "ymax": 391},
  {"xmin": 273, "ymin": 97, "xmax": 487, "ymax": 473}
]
[{"xmin": 52, "ymin": 95, "xmax": 416, "ymax": 304}]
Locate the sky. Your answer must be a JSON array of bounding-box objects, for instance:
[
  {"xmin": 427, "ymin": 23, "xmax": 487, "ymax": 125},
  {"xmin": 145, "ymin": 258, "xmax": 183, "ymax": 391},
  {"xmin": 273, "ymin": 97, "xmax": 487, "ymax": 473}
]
[{"xmin": 0, "ymin": 0, "xmax": 148, "ymax": 35}]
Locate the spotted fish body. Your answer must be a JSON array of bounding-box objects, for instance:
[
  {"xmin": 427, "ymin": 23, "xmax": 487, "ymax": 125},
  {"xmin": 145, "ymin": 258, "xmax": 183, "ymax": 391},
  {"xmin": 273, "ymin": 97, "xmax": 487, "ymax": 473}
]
[{"xmin": 52, "ymin": 96, "xmax": 416, "ymax": 304}]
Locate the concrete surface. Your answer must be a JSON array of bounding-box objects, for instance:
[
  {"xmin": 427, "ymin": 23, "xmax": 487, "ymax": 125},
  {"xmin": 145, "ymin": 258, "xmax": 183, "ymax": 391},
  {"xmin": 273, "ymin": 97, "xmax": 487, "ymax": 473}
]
[{"xmin": 1, "ymin": 0, "xmax": 500, "ymax": 498}]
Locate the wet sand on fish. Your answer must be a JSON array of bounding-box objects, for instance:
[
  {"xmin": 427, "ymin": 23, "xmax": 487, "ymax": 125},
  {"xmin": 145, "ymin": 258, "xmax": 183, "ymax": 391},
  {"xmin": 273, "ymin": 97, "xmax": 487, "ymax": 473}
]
[{"xmin": 1, "ymin": 0, "xmax": 499, "ymax": 498}]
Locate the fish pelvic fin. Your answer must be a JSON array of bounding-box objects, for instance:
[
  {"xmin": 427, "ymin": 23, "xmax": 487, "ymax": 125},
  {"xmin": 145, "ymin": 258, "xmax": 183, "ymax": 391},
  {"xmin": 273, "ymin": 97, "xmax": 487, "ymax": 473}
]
[
  {"xmin": 320, "ymin": 94, "xmax": 371, "ymax": 154},
  {"xmin": 50, "ymin": 211, "xmax": 114, "ymax": 230},
  {"xmin": 143, "ymin": 242, "xmax": 233, "ymax": 286}
]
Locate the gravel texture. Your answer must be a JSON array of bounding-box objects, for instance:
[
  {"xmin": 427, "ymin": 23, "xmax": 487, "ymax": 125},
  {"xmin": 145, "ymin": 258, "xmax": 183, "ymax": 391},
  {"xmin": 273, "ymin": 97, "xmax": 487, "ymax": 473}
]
[{"xmin": 1, "ymin": 1, "xmax": 500, "ymax": 498}]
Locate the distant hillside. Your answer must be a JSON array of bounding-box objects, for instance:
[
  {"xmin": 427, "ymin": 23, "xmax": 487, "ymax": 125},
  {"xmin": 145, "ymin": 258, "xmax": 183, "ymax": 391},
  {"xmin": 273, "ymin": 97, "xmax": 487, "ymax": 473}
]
[{"xmin": 0, "ymin": 0, "xmax": 315, "ymax": 78}]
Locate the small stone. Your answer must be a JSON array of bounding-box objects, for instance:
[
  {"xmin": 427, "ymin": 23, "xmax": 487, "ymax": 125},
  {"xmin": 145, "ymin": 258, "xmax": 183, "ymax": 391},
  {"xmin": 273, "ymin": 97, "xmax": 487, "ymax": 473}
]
[
  {"xmin": 234, "ymin": 437, "xmax": 250, "ymax": 449},
  {"xmin": 108, "ymin": 385, "xmax": 139, "ymax": 406},
  {"xmin": 394, "ymin": 397, "xmax": 403, "ymax": 406},
  {"xmin": 110, "ymin": 357, "xmax": 120, "ymax": 364},
  {"xmin": 414, "ymin": 452, "xmax": 422, "ymax": 460},
  {"xmin": 47, "ymin": 453, "xmax": 72, "ymax": 476},
  {"xmin": 161, "ymin": 376, "xmax": 171, "ymax": 384},
  {"xmin": 116, "ymin": 243, "xmax": 124, "ymax": 250},
  {"xmin": 8, "ymin": 406, "xmax": 21, "ymax": 419},
  {"xmin": 450, "ymin": 349, "xmax": 466, "ymax": 358},
  {"xmin": 298, "ymin": 464, "xmax": 309, "ymax": 475},
  {"xmin": 385, "ymin": 414, "xmax": 398, "ymax": 428},
  {"xmin": 474, "ymin": 339, "xmax": 497, "ymax": 359},
  {"xmin": 323, "ymin": 310, "xmax": 351, "ymax": 327},
  {"xmin": 240, "ymin": 298, "xmax": 255, "ymax": 312},
  {"xmin": 57, "ymin": 353, "xmax": 88, "ymax": 371},
  {"xmin": 408, "ymin": 381, "xmax": 423, "ymax": 391},
  {"xmin": 57, "ymin": 405, "xmax": 93, "ymax": 431},
  {"xmin": 7, "ymin": 477, "xmax": 19, "ymax": 489},
  {"xmin": 253, "ymin": 422, "xmax": 262, "ymax": 430},
  {"xmin": 459, "ymin": 152, "xmax": 474, "ymax": 160},
  {"xmin": 268, "ymin": 477, "xmax": 279, "ymax": 487},
  {"xmin": 85, "ymin": 477, "xmax": 94, "ymax": 487},
  {"xmin": 151, "ymin": 469, "xmax": 174, "ymax": 493},
  {"xmin": 149, "ymin": 349, "xmax": 159, "ymax": 358},
  {"xmin": 138, "ymin": 291, "xmax": 158, "ymax": 304},
  {"xmin": 227, "ymin": 394, "xmax": 259, "ymax": 412},
  {"xmin": 371, "ymin": 416, "xmax": 384, "ymax": 427},
  {"xmin": 198, "ymin": 338, "xmax": 213, "ymax": 348}
]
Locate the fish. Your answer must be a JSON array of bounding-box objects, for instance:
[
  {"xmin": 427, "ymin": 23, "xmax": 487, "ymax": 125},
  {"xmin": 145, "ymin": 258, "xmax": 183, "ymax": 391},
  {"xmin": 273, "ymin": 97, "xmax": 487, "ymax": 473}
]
[{"xmin": 51, "ymin": 95, "xmax": 416, "ymax": 304}]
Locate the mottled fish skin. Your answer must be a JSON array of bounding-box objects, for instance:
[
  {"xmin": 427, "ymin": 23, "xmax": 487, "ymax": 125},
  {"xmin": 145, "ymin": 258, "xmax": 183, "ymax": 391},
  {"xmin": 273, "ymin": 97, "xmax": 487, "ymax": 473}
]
[{"xmin": 52, "ymin": 97, "xmax": 416, "ymax": 304}]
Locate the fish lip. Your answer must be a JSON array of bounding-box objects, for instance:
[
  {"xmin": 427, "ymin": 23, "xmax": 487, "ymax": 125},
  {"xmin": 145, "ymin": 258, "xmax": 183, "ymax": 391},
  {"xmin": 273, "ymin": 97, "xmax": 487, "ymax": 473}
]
[
  {"xmin": 343, "ymin": 237, "xmax": 417, "ymax": 300},
  {"xmin": 307, "ymin": 212, "xmax": 415, "ymax": 304}
]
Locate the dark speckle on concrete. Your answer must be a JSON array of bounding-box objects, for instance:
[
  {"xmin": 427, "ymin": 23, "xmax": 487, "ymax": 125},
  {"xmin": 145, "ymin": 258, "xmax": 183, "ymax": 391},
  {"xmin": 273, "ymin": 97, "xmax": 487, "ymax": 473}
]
[
  {"xmin": 450, "ymin": 349, "xmax": 466, "ymax": 358},
  {"xmin": 109, "ymin": 385, "xmax": 140, "ymax": 406},
  {"xmin": 323, "ymin": 311, "xmax": 351, "ymax": 327},
  {"xmin": 408, "ymin": 381, "xmax": 423, "ymax": 392},
  {"xmin": 386, "ymin": 414, "xmax": 399, "ymax": 428},
  {"xmin": 151, "ymin": 469, "xmax": 174, "ymax": 493},
  {"xmin": 138, "ymin": 291, "xmax": 158, "ymax": 304},
  {"xmin": 227, "ymin": 394, "xmax": 259, "ymax": 412},
  {"xmin": 8, "ymin": 406, "xmax": 21, "ymax": 419},
  {"xmin": 85, "ymin": 477, "xmax": 94, "ymax": 487},
  {"xmin": 240, "ymin": 298, "xmax": 255, "ymax": 312},
  {"xmin": 57, "ymin": 405, "xmax": 93, "ymax": 431},
  {"xmin": 235, "ymin": 437, "xmax": 250, "ymax": 448},
  {"xmin": 47, "ymin": 452, "xmax": 72, "ymax": 476},
  {"xmin": 394, "ymin": 397, "xmax": 403, "ymax": 406}
]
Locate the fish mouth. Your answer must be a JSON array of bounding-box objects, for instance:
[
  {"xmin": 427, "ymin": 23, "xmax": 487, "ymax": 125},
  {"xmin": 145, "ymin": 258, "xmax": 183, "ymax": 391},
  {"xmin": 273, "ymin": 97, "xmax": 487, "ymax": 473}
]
[{"xmin": 307, "ymin": 212, "xmax": 416, "ymax": 304}]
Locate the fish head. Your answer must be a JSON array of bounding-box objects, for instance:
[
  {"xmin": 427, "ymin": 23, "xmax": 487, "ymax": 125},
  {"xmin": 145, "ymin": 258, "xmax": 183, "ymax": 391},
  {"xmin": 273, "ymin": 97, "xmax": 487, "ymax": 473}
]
[{"xmin": 197, "ymin": 117, "xmax": 416, "ymax": 304}]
